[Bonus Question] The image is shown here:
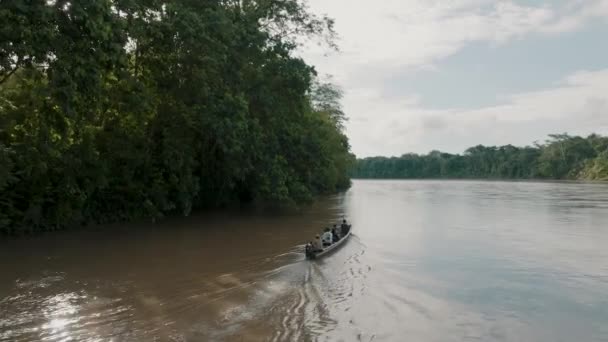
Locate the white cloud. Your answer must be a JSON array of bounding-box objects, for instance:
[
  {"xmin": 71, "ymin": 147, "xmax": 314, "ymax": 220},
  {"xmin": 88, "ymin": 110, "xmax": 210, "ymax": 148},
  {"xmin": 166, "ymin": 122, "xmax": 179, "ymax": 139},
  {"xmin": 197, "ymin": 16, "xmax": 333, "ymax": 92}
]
[
  {"xmin": 299, "ymin": 0, "xmax": 608, "ymax": 157},
  {"xmin": 305, "ymin": 1, "xmax": 552, "ymax": 79},
  {"xmin": 305, "ymin": 0, "xmax": 608, "ymax": 75},
  {"xmin": 542, "ymin": 0, "xmax": 608, "ymax": 33},
  {"xmin": 348, "ymin": 69, "xmax": 608, "ymax": 157}
]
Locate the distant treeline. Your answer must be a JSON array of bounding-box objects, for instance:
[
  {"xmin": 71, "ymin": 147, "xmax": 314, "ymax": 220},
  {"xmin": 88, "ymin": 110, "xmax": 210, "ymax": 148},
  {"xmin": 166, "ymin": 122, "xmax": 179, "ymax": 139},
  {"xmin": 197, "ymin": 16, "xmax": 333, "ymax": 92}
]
[
  {"xmin": 0, "ymin": 1, "xmax": 354, "ymax": 235},
  {"xmin": 353, "ymin": 134, "xmax": 608, "ymax": 181}
]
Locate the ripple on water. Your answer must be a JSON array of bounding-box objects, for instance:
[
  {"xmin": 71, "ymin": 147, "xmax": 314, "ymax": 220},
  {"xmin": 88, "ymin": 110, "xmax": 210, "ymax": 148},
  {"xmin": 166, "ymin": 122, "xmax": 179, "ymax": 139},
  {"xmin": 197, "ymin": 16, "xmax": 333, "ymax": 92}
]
[{"xmin": 2, "ymin": 181, "xmax": 608, "ymax": 341}]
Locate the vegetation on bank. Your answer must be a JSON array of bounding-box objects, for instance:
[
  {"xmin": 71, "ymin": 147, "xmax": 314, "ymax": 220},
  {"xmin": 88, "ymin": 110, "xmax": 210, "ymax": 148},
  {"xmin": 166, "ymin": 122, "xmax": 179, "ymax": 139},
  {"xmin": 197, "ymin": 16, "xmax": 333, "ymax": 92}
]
[
  {"xmin": 0, "ymin": 0, "xmax": 355, "ymax": 235},
  {"xmin": 353, "ymin": 134, "xmax": 608, "ymax": 181}
]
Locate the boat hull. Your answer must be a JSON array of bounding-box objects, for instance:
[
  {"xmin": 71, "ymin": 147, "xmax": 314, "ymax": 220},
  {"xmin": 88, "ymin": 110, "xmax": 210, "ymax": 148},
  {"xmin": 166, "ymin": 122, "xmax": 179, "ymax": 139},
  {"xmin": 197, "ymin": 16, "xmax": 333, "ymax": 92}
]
[{"xmin": 305, "ymin": 225, "xmax": 352, "ymax": 259}]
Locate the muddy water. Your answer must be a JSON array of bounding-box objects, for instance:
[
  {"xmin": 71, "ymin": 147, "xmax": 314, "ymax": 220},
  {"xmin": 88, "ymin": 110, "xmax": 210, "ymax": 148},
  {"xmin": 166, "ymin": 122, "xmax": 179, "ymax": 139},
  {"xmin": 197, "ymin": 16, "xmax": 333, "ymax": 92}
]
[{"xmin": 1, "ymin": 180, "xmax": 608, "ymax": 341}]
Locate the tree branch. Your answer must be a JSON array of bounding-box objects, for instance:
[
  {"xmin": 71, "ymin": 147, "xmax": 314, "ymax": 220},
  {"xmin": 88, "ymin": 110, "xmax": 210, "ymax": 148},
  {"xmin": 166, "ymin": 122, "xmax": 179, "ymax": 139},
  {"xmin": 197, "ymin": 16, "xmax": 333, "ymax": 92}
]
[{"xmin": 0, "ymin": 66, "xmax": 20, "ymax": 86}]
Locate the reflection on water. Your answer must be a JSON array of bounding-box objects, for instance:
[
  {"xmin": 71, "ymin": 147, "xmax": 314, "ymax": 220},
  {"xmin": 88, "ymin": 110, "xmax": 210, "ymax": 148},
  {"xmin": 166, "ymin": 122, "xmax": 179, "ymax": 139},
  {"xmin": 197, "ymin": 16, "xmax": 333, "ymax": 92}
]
[{"xmin": 1, "ymin": 180, "xmax": 608, "ymax": 341}]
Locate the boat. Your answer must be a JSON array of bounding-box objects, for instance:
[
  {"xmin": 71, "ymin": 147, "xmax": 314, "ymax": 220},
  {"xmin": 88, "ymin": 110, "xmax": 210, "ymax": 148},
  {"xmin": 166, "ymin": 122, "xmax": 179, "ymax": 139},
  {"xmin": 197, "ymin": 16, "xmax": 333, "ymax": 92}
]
[{"xmin": 305, "ymin": 225, "xmax": 352, "ymax": 260}]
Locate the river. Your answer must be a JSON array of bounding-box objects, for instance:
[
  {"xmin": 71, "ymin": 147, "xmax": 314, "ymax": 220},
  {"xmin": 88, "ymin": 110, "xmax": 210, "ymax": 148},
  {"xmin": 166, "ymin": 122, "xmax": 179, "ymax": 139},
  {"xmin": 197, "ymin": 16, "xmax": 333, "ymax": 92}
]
[{"xmin": 1, "ymin": 180, "xmax": 608, "ymax": 341}]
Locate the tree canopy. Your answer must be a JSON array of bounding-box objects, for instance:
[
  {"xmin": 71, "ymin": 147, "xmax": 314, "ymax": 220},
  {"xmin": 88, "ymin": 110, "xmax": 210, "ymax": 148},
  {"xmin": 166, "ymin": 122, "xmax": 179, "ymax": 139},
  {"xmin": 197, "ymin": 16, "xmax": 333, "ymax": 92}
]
[
  {"xmin": 353, "ymin": 134, "xmax": 608, "ymax": 181},
  {"xmin": 0, "ymin": 0, "xmax": 355, "ymax": 234}
]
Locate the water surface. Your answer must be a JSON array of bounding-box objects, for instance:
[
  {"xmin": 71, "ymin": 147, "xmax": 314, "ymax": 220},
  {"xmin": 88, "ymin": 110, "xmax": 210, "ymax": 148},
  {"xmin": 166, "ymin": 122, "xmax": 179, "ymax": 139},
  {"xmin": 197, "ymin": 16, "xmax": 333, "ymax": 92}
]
[{"xmin": 1, "ymin": 180, "xmax": 608, "ymax": 341}]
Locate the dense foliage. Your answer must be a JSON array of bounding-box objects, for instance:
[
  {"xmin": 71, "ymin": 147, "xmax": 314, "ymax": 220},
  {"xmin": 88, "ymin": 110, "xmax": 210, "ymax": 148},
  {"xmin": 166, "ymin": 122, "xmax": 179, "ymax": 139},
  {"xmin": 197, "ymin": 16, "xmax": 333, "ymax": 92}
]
[
  {"xmin": 353, "ymin": 134, "xmax": 608, "ymax": 181},
  {"xmin": 0, "ymin": 0, "xmax": 355, "ymax": 234}
]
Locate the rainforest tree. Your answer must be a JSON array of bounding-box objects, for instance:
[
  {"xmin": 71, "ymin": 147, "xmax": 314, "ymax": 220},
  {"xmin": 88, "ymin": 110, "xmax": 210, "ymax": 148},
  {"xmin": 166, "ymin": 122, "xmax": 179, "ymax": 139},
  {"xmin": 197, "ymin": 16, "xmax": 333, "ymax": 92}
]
[
  {"xmin": 0, "ymin": 0, "xmax": 354, "ymax": 234},
  {"xmin": 353, "ymin": 134, "xmax": 608, "ymax": 181}
]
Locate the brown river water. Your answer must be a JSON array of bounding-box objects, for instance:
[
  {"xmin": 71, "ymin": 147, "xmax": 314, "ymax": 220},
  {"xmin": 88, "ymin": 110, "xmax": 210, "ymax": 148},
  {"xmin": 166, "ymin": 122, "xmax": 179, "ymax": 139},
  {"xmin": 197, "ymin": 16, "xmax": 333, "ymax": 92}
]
[{"xmin": 1, "ymin": 180, "xmax": 608, "ymax": 341}]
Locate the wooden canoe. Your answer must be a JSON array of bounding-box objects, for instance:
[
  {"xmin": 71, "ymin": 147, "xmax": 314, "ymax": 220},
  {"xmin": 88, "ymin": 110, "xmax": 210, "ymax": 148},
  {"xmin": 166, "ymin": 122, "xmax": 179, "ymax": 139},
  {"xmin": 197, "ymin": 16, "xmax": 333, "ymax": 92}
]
[{"xmin": 305, "ymin": 225, "xmax": 352, "ymax": 260}]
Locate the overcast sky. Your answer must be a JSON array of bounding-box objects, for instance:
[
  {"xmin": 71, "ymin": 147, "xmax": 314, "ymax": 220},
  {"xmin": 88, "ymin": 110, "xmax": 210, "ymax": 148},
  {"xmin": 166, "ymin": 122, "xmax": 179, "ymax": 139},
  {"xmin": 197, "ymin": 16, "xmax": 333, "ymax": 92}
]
[{"xmin": 301, "ymin": 0, "xmax": 608, "ymax": 157}]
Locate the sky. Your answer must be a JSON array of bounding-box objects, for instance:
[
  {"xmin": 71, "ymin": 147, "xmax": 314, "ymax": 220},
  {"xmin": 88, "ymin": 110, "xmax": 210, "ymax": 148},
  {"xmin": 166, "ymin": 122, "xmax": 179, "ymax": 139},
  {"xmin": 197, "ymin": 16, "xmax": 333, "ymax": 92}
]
[{"xmin": 300, "ymin": 0, "xmax": 608, "ymax": 157}]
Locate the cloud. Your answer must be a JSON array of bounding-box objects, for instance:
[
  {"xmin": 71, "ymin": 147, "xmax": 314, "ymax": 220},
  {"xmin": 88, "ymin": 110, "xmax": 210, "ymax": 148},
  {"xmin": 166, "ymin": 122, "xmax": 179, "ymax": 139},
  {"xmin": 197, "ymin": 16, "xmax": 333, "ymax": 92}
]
[
  {"xmin": 349, "ymin": 69, "xmax": 608, "ymax": 157},
  {"xmin": 542, "ymin": 0, "xmax": 608, "ymax": 33},
  {"xmin": 305, "ymin": 0, "xmax": 608, "ymax": 73},
  {"xmin": 299, "ymin": 0, "xmax": 608, "ymax": 157}
]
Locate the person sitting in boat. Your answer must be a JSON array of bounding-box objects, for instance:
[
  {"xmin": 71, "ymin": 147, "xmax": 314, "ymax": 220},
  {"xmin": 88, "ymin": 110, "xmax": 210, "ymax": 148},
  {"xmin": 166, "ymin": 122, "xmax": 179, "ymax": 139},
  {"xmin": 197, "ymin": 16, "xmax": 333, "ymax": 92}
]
[
  {"xmin": 322, "ymin": 228, "xmax": 333, "ymax": 247},
  {"xmin": 312, "ymin": 235, "xmax": 323, "ymax": 251},
  {"xmin": 305, "ymin": 242, "xmax": 314, "ymax": 255},
  {"xmin": 340, "ymin": 219, "xmax": 349, "ymax": 235},
  {"xmin": 332, "ymin": 225, "xmax": 340, "ymax": 241}
]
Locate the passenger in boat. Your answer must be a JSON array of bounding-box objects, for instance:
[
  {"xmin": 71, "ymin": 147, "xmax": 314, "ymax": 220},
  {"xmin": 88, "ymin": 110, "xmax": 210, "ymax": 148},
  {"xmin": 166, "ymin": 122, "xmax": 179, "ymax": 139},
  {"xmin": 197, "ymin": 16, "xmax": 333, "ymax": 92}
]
[
  {"xmin": 340, "ymin": 219, "xmax": 349, "ymax": 235},
  {"xmin": 322, "ymin": 228, "xmax": 333, "ymax": 247},
  {"xmin": 305, "ymin": 242, "xmax": 314, "ymax": 255},
  {"xmin": 332, "ymin": 225, "xmax": 340, "ymax": 241},
  {"xmin": 312, "ymin": 235, "xmax": 323, "ymax": 251}
]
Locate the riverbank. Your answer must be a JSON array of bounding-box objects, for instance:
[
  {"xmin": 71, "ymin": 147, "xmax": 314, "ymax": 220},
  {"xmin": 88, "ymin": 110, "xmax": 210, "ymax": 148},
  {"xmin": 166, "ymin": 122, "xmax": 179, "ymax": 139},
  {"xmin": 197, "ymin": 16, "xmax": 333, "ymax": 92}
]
[
  {"xmin": 0, "ymin": 190, "xmax": 351, "ymax": 237},
  {"xmin": 353, "ymin": 133, "xmax": 608, "ymax": 181}
]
